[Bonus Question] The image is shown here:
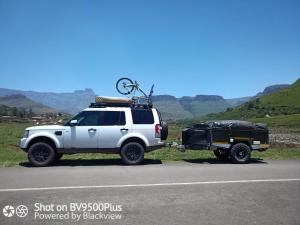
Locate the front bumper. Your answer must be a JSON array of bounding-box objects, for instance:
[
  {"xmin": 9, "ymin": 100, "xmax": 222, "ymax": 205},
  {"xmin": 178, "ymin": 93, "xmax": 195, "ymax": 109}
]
[{"xmin": 20, "ymin": 138, "xmax": 28, "ymax": 151}]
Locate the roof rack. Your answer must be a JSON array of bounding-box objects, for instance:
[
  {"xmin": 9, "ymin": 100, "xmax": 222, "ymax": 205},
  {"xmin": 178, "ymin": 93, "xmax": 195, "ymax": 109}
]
[
  {"xmin": 89, "ymin": 102, "xmax": 153, "ymax": 109},
  {"xmin": 89, "ymin": 102, "xmax": 131, "ymax": 108},
  {"xmin": 89, "ymin": 96, "xmax": 153, "ymax": 109}
]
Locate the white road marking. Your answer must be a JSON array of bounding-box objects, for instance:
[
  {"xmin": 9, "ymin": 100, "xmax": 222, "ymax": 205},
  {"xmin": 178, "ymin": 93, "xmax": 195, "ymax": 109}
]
[{"xmin": 0, "ymin": 178, "xmax": 299, "ymax": 192}]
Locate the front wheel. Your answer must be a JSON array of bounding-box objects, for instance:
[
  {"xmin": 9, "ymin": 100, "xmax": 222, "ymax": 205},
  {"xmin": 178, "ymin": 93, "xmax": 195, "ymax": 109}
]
[
  {"xmin": 120, "ymin": 142, "xmax": 144, "ymax": 165},
  {"xmin": 230, "ymin": 143, "xmax": 251, "ymax": 164},
  {"xmin": 116, "ymin": 77, "xmax": 134, "ymax": 95},
  {"xmin": 213, "ymin": 149, "xmax": 230, "ymax": 160},
  {"xmin": 28, "ymin": 142, "xmax": 57, "ymax": 167}
]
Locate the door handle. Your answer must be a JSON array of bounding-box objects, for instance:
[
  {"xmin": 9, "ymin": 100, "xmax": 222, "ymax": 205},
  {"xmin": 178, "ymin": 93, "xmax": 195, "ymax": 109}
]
[
  {"xmin": 88, "ymin": 128, "xmax": 97, "ymax": 132},
  {"xmin": 120, "ymin": 128, "xmax": 129, "ymax": 131}
]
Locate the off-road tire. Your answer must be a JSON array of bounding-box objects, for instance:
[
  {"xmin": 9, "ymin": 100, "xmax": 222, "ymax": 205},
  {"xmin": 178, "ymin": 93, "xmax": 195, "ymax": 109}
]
[
  {"xmin": 120, "ymin": 142, "xmax": 144, "ymax": 165},
  {"xmin": 230, "ymin": 143, "xmax": 251, "ymax": 164},
  {"xmin": 213, "ymin": 149, "xmax": 230, "ymax": 160},
  {"xmin": 28, "ymin": 142, "xmax": 57, "ymax": 167},
  {"xmin": 160, "ymin": 121, "xmax": 168, "ymax": 140}
]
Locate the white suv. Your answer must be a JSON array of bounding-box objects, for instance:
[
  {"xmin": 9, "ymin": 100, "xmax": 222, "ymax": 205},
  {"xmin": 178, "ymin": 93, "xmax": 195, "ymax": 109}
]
[{"xmin": 20, "ymin": 103, "xmax": 168, "ymax": 166}]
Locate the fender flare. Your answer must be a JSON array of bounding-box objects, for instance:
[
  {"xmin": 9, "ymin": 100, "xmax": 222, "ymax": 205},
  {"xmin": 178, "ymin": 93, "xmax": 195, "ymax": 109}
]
[
  {"xmin": 117, "ymin": 133, "xmax": 149, "ymax": 148},
  {"xmin": 24, "ymin": 132, "xmax": 61, "ymax": 149}
]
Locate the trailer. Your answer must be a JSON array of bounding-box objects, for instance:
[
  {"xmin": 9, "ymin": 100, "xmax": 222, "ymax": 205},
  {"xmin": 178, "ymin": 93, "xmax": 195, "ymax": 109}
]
[{"xmin": 181, "ymin": 120, "xmax": 269, "ymax": 163}]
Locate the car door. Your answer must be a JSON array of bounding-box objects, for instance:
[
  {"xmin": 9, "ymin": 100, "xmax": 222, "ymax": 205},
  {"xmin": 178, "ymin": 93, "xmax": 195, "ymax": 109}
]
[
  {"xmin": 98, "ymin": 110, "xmax": 130, "ymax": 148},
  {"xmin": 131, "ymin": 108, "xmax": 155, "ymax": 143},
  {"xmin": 65, "ymin": 111, "xmax": 100, "ymax": 149}
]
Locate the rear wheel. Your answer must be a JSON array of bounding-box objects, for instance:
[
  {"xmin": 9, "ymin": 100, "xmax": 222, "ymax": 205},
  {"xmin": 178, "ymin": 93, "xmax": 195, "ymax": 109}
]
[
  {"xmin": 120, "ymin": 142, "xmax": 144, "ymax": 165},
  {"xmin": 28, "ymin": 142, "xmax": 57, "ymax": 167},
  {"xmin": 230, "ymin": 143, "xmax": 251, "ymax": 164},
  {"xmin": 213, "ymin": 149, "xmax": 230, "ymax": 160}
]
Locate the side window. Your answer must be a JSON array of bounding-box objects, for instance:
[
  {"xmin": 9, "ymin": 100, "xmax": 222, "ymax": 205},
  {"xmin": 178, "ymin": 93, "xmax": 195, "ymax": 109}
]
[
  {"xmin": 99, "ymin": 111, "xmax": 126, "ymax": 126},
  {"xmin": 77, "ymin": 111, "xmax": 99, "ymax": 126},
  {"xmin": 131, "ymin": 109, "xmax": 154, "ymax": 124}
]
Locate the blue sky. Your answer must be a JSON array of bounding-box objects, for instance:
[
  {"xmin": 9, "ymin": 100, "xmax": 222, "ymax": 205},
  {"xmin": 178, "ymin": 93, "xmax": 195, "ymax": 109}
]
[{"xmin": 0, "ymin": 0, "xmax": 299, "ymax": 98}]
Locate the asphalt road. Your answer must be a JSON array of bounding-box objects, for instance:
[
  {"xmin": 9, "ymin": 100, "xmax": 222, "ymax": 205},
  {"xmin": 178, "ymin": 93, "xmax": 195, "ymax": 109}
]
[{"xmin": 0, "ymin": 159, "xmax": 299, "ymax": 225}]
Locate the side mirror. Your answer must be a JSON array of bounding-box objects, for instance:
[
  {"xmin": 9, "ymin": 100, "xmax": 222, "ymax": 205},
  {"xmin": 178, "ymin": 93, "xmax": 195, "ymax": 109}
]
[{"xmin": 70, "ymin": 119, "xmax": 78, "ymax": 126}]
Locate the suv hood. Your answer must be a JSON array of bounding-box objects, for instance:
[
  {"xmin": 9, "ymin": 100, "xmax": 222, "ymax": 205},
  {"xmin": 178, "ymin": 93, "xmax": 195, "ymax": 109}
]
[{"xmin": 26, "ymin": 125, "xmax": 65, "ymax": 131}]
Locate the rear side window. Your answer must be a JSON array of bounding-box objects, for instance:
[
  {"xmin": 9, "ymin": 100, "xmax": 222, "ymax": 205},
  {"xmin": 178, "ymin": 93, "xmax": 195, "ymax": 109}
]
[
  {"xmin": 131, "ymin": 109, "xmax": 154, "ymax": 124},
  {"xmin": 99, "ymin": 111, "xmax": 126, "ymax": 126}
]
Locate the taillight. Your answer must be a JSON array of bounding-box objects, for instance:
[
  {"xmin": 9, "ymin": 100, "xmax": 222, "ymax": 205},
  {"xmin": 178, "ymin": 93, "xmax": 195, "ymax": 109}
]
[{"xmin": 155, "ymin": 124, "xmax": 161, "ymax": 138}]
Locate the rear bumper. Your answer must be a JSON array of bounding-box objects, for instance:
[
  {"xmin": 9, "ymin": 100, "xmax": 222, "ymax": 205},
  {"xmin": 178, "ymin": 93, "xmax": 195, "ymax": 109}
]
[
  {"xmin": 251, "ymin": 144, "xmax": 270, "ymax": 151},
  {"xmin": 146, "ymin": 143, "xmax": 165, "ymax": 152}
]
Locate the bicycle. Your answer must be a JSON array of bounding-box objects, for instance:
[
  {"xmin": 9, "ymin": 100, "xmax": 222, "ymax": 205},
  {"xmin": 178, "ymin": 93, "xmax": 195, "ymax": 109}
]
[{"xmin": 116, "ymin": 77, "xmax": 154, "ymax": 106}]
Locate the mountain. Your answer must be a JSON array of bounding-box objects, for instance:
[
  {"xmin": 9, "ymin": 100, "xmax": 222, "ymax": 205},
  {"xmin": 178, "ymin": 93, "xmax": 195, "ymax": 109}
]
[
  {"xmin": 0, "ymin": 82, "xmax": 292, "ymax": 119},
  {"xmin": 0, "ymin": 88, "xmax": 237, "ymax": 119},
  {"xmin": 226, "ymin": 96, "xmax": 252, "ymax": 107},
  {"xmin": 201, "ymin": 79, "xmax": 300, "ymax": 120},
  {"xmin": 152, "ymin": 94, "xmax": 231, "ymax": 120},
  {"xmin": 0, "ymin": 94, "xmax": 57, "ymax": 114},
  {"xmin": 152, "ymin": 95, "xmax": 193, "ymax": 120},
  {"xmin": 179, "ymin": 95, "xmax": 231, "ymax": 116},
  {"xmin": 224, "ymin": 84, "xmax": 290, "ymax": 107},
  {"xmin": 0, "ymin": 88, "xmax": 95, "ymax": 115},
  {"xmin": 254, "ymin": 84, "xmax": 290, "ymax": 98}
]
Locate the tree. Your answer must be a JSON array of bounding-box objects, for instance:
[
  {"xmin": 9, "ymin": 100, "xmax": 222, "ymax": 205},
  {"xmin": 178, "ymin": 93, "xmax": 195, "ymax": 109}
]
[
  {"xmin": 246, "ymin": 102, "xmax": 254, "ymax": 110},
  {"xmin": 28, "ymin": 108, "xmax": 34, "ymax": 117}
]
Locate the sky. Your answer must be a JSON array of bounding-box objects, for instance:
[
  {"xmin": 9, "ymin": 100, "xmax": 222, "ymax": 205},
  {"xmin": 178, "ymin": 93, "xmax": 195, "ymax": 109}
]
[{"xmin": 0, "ymin": 0, "xmax": 299, "ymax": 98}]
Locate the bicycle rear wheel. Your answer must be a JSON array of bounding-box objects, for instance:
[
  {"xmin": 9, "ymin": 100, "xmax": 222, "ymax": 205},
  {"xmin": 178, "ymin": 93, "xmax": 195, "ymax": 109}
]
[{"xmin": 116, "ymin": 77, "xmax": 134, "ymax": 95}]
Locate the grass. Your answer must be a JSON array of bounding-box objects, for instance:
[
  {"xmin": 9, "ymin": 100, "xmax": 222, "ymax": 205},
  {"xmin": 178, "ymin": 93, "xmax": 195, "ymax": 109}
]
[
  {"xmin": 0, "ymin": 122, "xmax": 33, "ymax": 166},
  {"xmin": 0, "ymin": 122, "xmax": 299, "ymax": 167},
  {"xmin": 249, "ymin": 114, "xmax": 300, "ymax": 133}
]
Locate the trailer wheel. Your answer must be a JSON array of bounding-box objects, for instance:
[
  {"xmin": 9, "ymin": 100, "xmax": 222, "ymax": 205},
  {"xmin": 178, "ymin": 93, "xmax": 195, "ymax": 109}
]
[
  {"xmin": 213, "ymin": 149, "xmax": 230, "ymax": 160},
  {"xmin": 230, "ymin": 143, "xmax": 251, "ymax": 164}
]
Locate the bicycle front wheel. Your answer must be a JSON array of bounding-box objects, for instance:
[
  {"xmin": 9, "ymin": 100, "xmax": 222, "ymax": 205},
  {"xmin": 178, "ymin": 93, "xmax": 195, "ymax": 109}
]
[{"xmin": 116, "ymin": 77, "xmax": 134, "ymax": 95}]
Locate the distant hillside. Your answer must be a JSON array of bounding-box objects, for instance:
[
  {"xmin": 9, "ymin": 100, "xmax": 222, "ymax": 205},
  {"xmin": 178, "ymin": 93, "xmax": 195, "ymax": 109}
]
[
  {"xmin": 226, "ymin": 96, "xmax": 252, "ymax": 106},
  {"xmin": 201, "ymin": 78, "xmax": 300, "ymax": 120},
  {"xmin": 0, "ymin": 94, "xmax": 56, "ymax": 114},
  {"xmin": 152, "ymin": 95, "xmax": 231, "ymax": 120},
  {"xmin": 179, "ymin": 95, "xmax": 231, "ymax": 116},
  {"xmin": 254, "ymin": 84, "xmax": 290, "ymax": 98},
  {"xmin": 153, "ymin": 84, "xmax": 290, "ymax": 120},
  {"xmin": 152, "ymin": 95, "xmax": 193, "ymax": 120},
  {"xmin": 0, "ymin": 88, "xmax": 95, "ymax": 115},
  {"xmin": 0, "ymin": 82, "xmax": 292, "ymax": 119}
]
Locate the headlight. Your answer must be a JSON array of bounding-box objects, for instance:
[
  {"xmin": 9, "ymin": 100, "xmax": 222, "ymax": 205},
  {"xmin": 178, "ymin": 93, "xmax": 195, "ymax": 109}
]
[{"xmin": 23, "ymin": 130, "xmax": 29, "ymax": 138}]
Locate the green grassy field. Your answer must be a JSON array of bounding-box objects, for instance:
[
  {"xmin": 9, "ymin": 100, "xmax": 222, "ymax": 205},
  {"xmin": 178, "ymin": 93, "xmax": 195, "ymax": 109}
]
[
  {"xmin": 0, "ymin": 122, "xmax": 299, "ymax": 167},
  {"xmin": 250, "ymin": 114, "xmax": 300, "ymax": 133}
]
